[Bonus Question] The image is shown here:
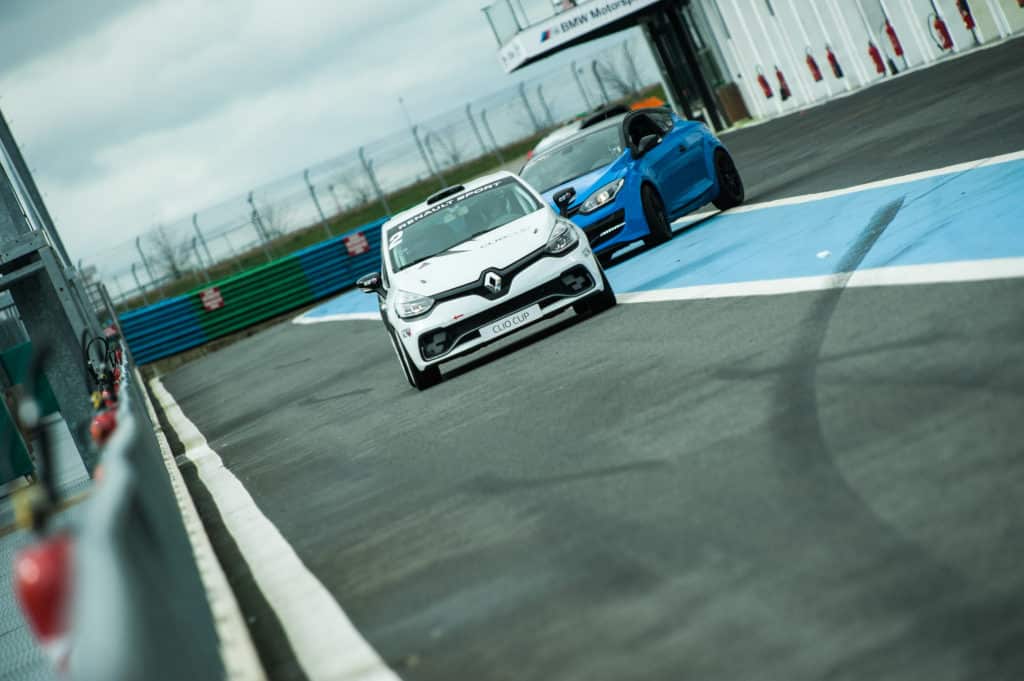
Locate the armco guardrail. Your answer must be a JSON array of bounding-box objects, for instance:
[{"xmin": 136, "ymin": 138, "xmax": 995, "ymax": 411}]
[
  {"xmin": 120, "ymin": 219, "xmax": 386, "ymax": 364},
  {"xmin": 70, "ymin": 367, "xmax": 224, "ymax": 680}
]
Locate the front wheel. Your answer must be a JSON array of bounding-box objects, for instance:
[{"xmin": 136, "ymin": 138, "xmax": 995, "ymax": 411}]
[
  {"xmin": 388, "ymin": 330, "xmax": 441, "ymax": 390},
  {"xmin": 712, "ymin": 148, "xmax": 744, "ymax": 210},
  {"xmin": 641, "ymin": 185, "xmax": 673, "ymax": 247}
]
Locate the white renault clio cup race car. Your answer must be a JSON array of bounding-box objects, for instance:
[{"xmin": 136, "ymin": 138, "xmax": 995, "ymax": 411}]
[{"xmin": 356, "ymin": 171, "xmax": 615, "ymax": 390}]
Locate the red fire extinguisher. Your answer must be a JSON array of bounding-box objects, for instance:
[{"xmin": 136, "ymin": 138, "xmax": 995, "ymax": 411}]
[
  {"xmin": 867, "ymin": 42, "xmax": 885, "ymax": 74},
  {"xmin": 14, "ymin": 534, "xmax": 73, "ymax": 671},
  {"xmin": 956, "ymin": 0, "xmax": 975, "ymax": 29},
  {"xmin": 775, "ymin": 66, "xmax": 791, "ymax": 101},
  {"xmin": 884, "ymin": 20, "xmax": 904, "ymax": 57},
  {"xmin": 756, "ymin": 68, "xmax": 773, "ymax": 98},
  {"xmin": 825, "ymin": 45, "xmax": 844, "ymax": 78},
  {"xmin": 932, "ymin": 14, "xmax": 954, "ymax": 50},
  {"xmin": 805, "ymin": 51, "xmax": 823, "ymax": 82}
]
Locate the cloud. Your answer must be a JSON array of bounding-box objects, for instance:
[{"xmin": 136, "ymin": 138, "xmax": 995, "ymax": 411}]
[{"xmin": 0, "ymin": 0, "xmax": 655, "ymax": 271}]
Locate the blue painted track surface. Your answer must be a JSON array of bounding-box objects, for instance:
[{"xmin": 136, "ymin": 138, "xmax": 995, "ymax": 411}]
[{"xmin": 298, "ymin": 156, "xmax": 1024, "ymax": 321}]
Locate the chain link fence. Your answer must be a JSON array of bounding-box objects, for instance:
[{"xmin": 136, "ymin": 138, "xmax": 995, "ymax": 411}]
[{"xmin": 87, "ymin": 33, "xmax": 664, "ymax": 308}]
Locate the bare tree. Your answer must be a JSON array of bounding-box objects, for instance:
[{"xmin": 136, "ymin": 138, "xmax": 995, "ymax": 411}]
[
  {"xmin": 149, "ymin": 225, "xmax": 192, "ymax": 281},
  {"xmin": 596, "ymin": 58, "xmax": 638, "ymax": 100},
  {"xmin": 334, "ymin": 173, "xmax": 373, "ymax": 209},
  {"xmin": 258, "ymin": 202, "xmax": 293, "ymax": 239},
  {"xmin": 431, "ymin": 126, "xmax": 466, "ymax": 168}
]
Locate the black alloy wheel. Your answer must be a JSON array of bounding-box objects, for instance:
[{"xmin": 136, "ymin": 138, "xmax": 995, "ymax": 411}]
[
  {"xmin": 712, "ymin": 148, "xmax": 745, "ymax": 210},
  {"xmin": 642, "ymin": 184, "xmax": 673, "ymax": 246}
]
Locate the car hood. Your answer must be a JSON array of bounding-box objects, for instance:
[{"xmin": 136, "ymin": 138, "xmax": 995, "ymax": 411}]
[
  {"xmin": 541, "ymin": 154, "xmax": 629, "ymax": 210},
  {"xmin": 391, "ymin": 210, "xmax": 556, "ymax": 296}
]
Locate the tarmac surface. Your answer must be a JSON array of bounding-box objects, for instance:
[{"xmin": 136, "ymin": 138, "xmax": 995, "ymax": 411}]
[{"xmin": 165, "ymin": 39, "xmax": 1024, "ymax": 681}]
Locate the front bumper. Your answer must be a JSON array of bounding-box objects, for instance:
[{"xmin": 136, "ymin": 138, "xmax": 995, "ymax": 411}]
[
  {"xmin": 569, "ymin": 199, "xmax": 649, "ymax": 256},
  {"xmin": 391, "ymin": 241, "xmax": 603, "ymax": 371}
]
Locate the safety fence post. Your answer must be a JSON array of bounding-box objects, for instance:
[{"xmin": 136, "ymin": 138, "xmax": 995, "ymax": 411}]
[
  {"xmin": 303, "ymin": 169, "xmax": 332, "ymax": 238},
  {"xmin": 359, "ymin": 147, "xmax": 392, "ymax": 215},
  {"xmin": 480, "ymin": 109, "xmax": 505, "ymax": 164},
  {"xmin": 571, "ymin": 60, "xmax": 594, "ymax": 110}
]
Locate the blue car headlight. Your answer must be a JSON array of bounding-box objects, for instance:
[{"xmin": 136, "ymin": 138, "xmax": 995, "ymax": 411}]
[{"xmin": 579, "ymin": 178, "xmax": 625, "ymax": 215}]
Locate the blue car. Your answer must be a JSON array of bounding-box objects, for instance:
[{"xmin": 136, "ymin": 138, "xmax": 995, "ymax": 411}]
[{"xmin": 519, "ymin": 107, "xmax": 744, "ymax": 259}]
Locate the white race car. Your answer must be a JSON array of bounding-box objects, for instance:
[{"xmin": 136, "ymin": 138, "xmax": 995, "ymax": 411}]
[{"xmin": 356, "ymin": 171, "xmax": 615, "ymax": 389}]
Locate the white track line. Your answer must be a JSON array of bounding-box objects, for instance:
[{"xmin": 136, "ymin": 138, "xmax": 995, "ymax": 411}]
[
  {"xmin": 294, "ymin": 311, "xmax": 380, "ymax": 324},
  {"xmin": 138, "ymin": 370, "xmax": 267, "ymax": 681},
  {"xmin": 616, "ymin": 257, "xmax": 1024, "ymax": 304},
  {"xmin": 676, "ymin": 149, "xmax": 1024, "ymax": 222},
  {"xmin": 150, "ymin": 377, "xmax": 400, "ymax": 681},
  {"xmin": 293, "ymin": 150, "xmax": 1024, "ymax": 326},
  {"xmin": 725, "ymin": 148, "xmax": 1024, "ymax": 213}
]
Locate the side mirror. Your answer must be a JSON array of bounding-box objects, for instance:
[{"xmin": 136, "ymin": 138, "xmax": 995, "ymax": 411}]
[
  {"xmin": 356, "ymin": 272, "xmax": 383, "ymax": 294},
  {"xmin": 635, "ymin": 134, "xmax": 661, "ymax": 157},
  {"xmin": 553, "ymin": 188, "xmax": 576, "ymax": 217}
]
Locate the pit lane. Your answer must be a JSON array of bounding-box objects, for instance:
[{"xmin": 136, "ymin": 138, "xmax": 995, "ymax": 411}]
[{"xmin": 162, "ymin": 39, "xmax": 1024, "ymax": 681}]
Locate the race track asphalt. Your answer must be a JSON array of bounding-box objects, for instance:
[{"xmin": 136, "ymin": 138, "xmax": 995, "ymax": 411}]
[{"xmin": 163, "ymin": 39, "xmax": 1024, "ymax": 681}]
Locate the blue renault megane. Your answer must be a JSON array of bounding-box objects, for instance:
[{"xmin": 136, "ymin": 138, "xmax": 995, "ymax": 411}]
[{"xmin": 519, "ymin": 107, "xmax": 744, "ymax": 259}]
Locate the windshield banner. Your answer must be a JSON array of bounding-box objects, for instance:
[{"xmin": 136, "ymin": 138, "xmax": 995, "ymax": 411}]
[{"xmin": 388, "ymin": 177, "xmax": 519, "ymax": 240}]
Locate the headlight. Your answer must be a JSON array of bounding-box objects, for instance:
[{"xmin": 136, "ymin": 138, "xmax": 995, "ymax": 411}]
[
  {"xmin": 579, "ymin": 178, "xmax": 625, "ymax": 214},
  {"xmin": 394, "ymin": 289, "xmax": 435, "ymax": 319},
  {"xmin": 546, "ymin": 220, "xmax": 580, "ymax": 255}
]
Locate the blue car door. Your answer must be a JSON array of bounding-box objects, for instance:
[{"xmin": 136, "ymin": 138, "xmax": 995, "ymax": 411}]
[
  {"xmin": 623, "ymin": 112, "xmax": 678, "ymax": 202},
  {"xmin": 648, "ymin": 110, "xmax": 710, "ymax": 215}
]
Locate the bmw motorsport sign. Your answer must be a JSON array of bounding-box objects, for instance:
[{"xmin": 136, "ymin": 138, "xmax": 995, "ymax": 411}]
[{"xmin": 498, "ymin": 0, "xmax": 661, "ymax": 72}]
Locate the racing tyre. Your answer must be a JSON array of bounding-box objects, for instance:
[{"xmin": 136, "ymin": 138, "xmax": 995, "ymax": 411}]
[
  {"xmin": 642, "ymin": 184, "xmax": 673, "ymax": 246},
  {"xmin": 573, "ymin": 269, "xmax": 617, "ymax": 316},
  {"xmin": 388, "ymin": 330, "xmax": 441, "ymax": 390},
  {"xmin": 712, "ymin": 148, "xmax": 744, "ymax": 210}
]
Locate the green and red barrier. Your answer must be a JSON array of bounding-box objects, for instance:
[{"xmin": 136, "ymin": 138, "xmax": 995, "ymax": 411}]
[{"xmin": 119, "ymin": 219, "xmax": 385, "ymax": 364}]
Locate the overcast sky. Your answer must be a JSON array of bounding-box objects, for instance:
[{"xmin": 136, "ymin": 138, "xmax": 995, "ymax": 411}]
[{"xmin": 0, "ymin": 0, "xmax": 643, "ymax": 265}]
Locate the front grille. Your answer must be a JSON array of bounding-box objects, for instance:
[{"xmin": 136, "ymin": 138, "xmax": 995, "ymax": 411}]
[
  {"xmin": 419, "ymin": 266, "xmax": 594, "ymax": 361},
  {"xmin": 582, "ymin": 209, "xmax": 626, "ymax": 249},
  {"xmin": 433, "ymin": 246, "xmax": 548, "ymax": 303}
]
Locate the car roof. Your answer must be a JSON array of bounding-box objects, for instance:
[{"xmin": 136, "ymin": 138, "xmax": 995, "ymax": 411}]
[
  {"xmin": 383, "ymin": 171, "xmax": 521, "ymax": 229},
  {"xmin": 525, "ymin": 113, "xmax": 627, "ymax": 165}
]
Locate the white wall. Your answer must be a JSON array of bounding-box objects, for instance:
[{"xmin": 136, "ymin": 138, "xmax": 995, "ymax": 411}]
[{"xmin": 698, "ymin": 0, "xmax": 1024, "ymax": 122}]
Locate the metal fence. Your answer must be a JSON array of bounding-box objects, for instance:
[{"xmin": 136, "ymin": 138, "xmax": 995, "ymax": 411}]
[{"xmin": 85, "ymin": 33, "xmax": 663, "ymax": 307}]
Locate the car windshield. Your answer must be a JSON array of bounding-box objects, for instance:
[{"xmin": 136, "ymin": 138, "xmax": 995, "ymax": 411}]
[
  {"xmin": 521, "ymin": 124, "xmax": 625, "ymax": 192},
  {"xmin": 387, "ymin": 178, "xmax": 542, "ymax": 271}
]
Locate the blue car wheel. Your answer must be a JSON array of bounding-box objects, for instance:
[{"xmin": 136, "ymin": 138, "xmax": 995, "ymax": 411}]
[
  {"xmin": 642, "ymin": 184, "xmax": 673, "ymax": 246},
  {"xmin": 712, "ymin": 148, "xmax": 745, "ymax": 210}
]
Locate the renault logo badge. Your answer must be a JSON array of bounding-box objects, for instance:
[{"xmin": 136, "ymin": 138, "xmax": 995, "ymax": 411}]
[{"xmin": 483, "ymin": 271, "xmax": 503, "ymax": 295}]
